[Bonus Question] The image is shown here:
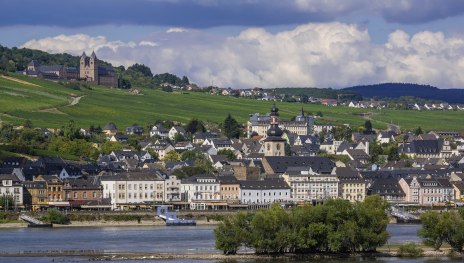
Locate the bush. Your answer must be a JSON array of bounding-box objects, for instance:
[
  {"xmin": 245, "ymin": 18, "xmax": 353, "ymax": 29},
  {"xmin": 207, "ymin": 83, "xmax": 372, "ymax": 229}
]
[
  {"xmin": 398, "ymin": 243, "xmax": 423, "ymax": 257},
  {"xmin": 42, "ymin": 209, "xmax": 70, "ymax": 224}
]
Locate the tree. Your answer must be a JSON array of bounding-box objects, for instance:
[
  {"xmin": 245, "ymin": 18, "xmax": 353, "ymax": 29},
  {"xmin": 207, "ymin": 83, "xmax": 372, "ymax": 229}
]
[
  {"xmin": 180, "ymin": 150, "xmax": 202, "ymax": 161},
  {"xmin": 387, "ymin": 146, "xmax": 400, "ymax": 161},
  {"xmin": 369, "ymin": 141, "xmax": 383, "ymax": 163},
  {"xmin": 184, "ymin": 119, "xmax": 205, "ymax": 135},
  {"xmin": 0, "ymin": 195, "xmax": 14, "ymax": 211},
  {"xmin": 223, "ymin": 114, "xmax": 241, "ymax": 139},
  {"xmin": 419, "ymin": 211, "xmax": 447, "ymax": 250},
  {"xmin": 127, "ymin": 63, "xmax": 153, "ymax": 77},
  {"xmin": 218, "ymin": 149, "xmax": 235, "ymax": 161},
  {"xmin": 23, "ymin": 119, "xmax": 33, "ymax": 129},
  {"xmin": 163, "ymin": 150, "xmax": 180, "ymax": 162},
  {"xmin": 414, "ymin": 126, "xmax": 423, "ymax": 135},
  {"xmin": 364, "ymin": 120, "xmax": 373, "ymax": 131},
  {"xmin": 215, "ymin": 212, "xmax": 252, "ymax": 254}
]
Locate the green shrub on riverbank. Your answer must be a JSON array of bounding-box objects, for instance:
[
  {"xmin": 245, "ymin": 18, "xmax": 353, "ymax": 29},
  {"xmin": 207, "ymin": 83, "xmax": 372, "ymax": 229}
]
[
  {"xmin": 0, "ymin": 212, "xmax": 19, "ymax": 223},
  {"xmin": 41, "ymin": 208, "xmax": 70, "ymax": 224},
  {"xmin": 214, "ymin": 196, "xmax": 390, "ymax": 255},
  {"xmin": 419, "ymin": 208, "xmax": 464, "ymax": 252},
  {"xmin": 398, "ymin": 243, "xmax": 423, "ymax": 257}
]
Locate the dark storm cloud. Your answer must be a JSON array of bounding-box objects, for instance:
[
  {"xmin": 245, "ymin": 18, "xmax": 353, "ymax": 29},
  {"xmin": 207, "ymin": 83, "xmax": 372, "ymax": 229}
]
[
  {"xmin": 2, "ymin": 0, "xmax": 464, "ymax": 28},
  {"xmin": 0, "ymin": 0, "xmax": 330, "ymax": 28},
  {"xmin": 381, "ymin": 0, "xmax": 464, "ymax": 24}
]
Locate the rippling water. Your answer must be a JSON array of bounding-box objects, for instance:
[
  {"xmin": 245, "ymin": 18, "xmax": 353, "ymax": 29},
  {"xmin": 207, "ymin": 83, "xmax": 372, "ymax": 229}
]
[{"xmin": 0, "ymin": 224, "xmax": 455, "ymax": 263}]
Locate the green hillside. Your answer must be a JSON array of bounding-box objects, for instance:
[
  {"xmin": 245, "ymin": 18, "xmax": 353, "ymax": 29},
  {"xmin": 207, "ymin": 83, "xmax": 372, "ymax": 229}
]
[{"xmin": 1, "ymin": 73, "xmax": 464, "ymax": 132}]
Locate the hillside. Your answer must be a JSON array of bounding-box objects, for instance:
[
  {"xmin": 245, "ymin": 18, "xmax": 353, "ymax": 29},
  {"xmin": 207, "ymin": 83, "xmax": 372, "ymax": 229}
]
[
  {"xmin": 274, "ymin": 87, "xmax": 361, "ymax": 101},
  {"xmin": 344, "ymin": 83, "xmax": 464, "ymax": 103},
  {"xmin": 1, "ymin": 73, "xmax": 464, "ymax": 132}
]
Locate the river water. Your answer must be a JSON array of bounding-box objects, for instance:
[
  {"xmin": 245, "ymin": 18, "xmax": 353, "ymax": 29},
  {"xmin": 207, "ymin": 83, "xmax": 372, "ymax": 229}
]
[{"xmin": 0, "ymin": 224, "xmax": 459, "ymax": 263}]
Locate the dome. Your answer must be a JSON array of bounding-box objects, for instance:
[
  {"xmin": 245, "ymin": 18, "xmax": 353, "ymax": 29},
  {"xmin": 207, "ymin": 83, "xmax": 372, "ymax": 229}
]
[{"xmin": 267, "ymin": 125, "xmax": 283, "ymax": 137}]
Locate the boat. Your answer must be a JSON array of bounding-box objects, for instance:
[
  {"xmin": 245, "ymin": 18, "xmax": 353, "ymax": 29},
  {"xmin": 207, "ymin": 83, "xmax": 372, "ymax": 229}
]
[{"xmin": 156, "ymin": 205, "xmax": 196, "ymax": 226}]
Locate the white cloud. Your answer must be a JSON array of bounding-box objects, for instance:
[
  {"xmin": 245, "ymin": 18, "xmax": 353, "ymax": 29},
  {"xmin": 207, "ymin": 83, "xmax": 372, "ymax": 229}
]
[
  {"xmin": 166, "ymin": 27, "xmax": 188, "ymax": 33},
  {"xmin": 20, "ymin": 23, "xmax": 464, "ymax": 88}
]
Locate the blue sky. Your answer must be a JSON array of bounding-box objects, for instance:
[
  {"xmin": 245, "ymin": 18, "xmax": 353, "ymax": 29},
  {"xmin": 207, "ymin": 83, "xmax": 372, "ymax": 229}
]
[{"xmin": 2, "ymin": 0, "xmax": 464, "ymax": 88}]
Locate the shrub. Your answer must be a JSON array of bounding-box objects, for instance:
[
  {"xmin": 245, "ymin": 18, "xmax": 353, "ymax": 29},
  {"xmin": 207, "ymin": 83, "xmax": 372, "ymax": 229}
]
[
  {"xmin": 398, "ymin": 242, "xmax": 423, "ymax": 257},
  {"xmin": 42, "ymin": 209, "xmax": 70, "ymax": 224}
]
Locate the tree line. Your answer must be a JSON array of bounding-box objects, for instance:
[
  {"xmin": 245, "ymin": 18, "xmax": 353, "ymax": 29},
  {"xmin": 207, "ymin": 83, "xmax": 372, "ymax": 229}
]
[
  {"xmin": 214, "ymin": 196, "xmax": 389, "ymax": 255},
  {"xmin": 419, "ymin": 208, "xmax": 464, "ymax": 252}
]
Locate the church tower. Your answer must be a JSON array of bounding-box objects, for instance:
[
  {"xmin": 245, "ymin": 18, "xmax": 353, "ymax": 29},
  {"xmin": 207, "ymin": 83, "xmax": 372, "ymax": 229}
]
[
  {"xmin": 264, "ymin": 105, "xmax": 286, "ymax": 156},
  {"xmin": 79, "ymin": 51, "xmax": 99, "ymax": 83}
]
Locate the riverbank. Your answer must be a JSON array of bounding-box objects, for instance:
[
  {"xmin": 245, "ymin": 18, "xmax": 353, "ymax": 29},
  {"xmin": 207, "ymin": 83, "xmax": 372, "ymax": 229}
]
[
  {"xmin": 0, "ymin": 249, "xmax": 462, "ymax": 261},
  {"xmin": 0, "ymin": 218, "xmax": 219, "ymax": 228}
]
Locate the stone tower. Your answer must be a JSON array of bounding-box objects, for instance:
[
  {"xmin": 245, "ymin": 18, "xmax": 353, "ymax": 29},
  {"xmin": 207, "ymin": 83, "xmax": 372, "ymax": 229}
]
[
  {"xmin": 79, "ymin": 51, "xmax": 99, "ymax": 83},
  {"xmin": 264, "ymin": 105, "xmax": 286, "ymax": 156}
]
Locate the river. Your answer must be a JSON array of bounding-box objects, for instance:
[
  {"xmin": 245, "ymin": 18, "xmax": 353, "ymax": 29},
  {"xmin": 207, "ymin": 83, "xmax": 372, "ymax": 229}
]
[{"xmin": 0, "ymin": 224, "xmax": 459, "ymax": 263}]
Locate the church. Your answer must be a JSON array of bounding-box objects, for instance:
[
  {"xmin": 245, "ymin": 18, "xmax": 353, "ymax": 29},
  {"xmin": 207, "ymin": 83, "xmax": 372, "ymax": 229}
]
[{"xmin": 79, "ymin": 51, "xmax": 118, "ymax": 88}]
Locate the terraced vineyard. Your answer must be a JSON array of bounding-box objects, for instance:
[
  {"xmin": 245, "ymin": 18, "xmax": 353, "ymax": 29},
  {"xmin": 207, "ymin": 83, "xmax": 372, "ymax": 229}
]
[{"xmin": 1, "ymin": 73, "xmax": 463, "ymax": 132}]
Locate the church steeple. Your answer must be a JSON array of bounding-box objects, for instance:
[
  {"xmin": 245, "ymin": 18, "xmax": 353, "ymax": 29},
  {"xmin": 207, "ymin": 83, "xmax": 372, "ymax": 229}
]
[
  {"xmin": 264, "ymin": 105, "xmax": 286, "ymax": 156},
  {"xmin": 90, "ymin": 51, "xmax": 97, "ymax": 59}
]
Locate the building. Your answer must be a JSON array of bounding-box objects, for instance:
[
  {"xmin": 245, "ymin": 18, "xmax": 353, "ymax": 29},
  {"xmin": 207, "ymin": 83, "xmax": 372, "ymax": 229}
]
[
  {"xmin": 63, "ymin": 176, "xmax": 103, "ymax": 208},
  {"xmin": 79, "ymin": 51, "xmax": 118, "ymax": 87},
  {"xmin": 282, "ymin": 166, "xmax": 339, "ymax": 202},
  {"xmin": 101, "ymin": 172, "xmax": 165, "ymax": 210},
  {"xmin": 247, "ymin": 108, "xmax": 313, "ymax": 138},
  {"xmin": 218, "ymin": 175, "xmax": 240, "ymax": 203},
  {"xmin": 239, "ymin": 179, "xmax": 291, "ymax": 204},
  {"xmin": 35, "ymin": 175, "xmax": 68, "ymax": 208},
  {"xmin": 263, "ymin": 105, "xmax": 286, "ymax": 157},
  {"xmin": 23, "ymin": 60, "xmax": 77, "ymax": 80},
  {"xmin": 150, "ymin": 124, "xmax": 169, "ymax": 138},
  {"xmin": 336, "ymin": 168, "xmax": 366, "ymax": 202},
  {"xmin": 126, "ymin": 125, "xmax": 144, "ymax": 136},
  {"xmin": 180, "ymin": 174, "xmax": 221, "ymax": 209},
  {"xmin": 23, "ymin": 181, "xmax": 47, "ymax": 211},
  {"xmin": 399, "ymin": 176, "xmax": 454, "ymax": 205},
  {"xmin": 164, "ymin": 175, "xmax": 181, "ymax": 202},
  {"xmin": 0, "ymin": 174, "xmax": 24, "ymax": 209}
]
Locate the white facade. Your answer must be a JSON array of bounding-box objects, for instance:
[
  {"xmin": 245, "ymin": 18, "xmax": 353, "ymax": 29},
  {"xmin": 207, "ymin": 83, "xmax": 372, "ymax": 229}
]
[
  {"xmin": 164, "ymin": 175, "xmax": 181, "ymax": 202},
  {"xmin": 101, "ymin": 173, "xmax": 164, "ymax": 210},
  {"xmin": 282, "ymin": 168, "xmax": 339, "ymax": 202},
  {"xmin": 0, "ymin": 175, "xmax": 23, "ymax": 207},
  {"xmin": 239, "ymin": 180, "xmax": 291, "ymax": 204},
  {"xmin": 181, "ymin": 175, "xmax": 221, "ymax": 203}
]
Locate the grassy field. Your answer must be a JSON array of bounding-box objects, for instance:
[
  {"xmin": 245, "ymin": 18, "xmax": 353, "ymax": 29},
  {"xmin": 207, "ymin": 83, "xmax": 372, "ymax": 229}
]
[{"xmin": 1, "ymin": 73, "xmax": 463, "ymax": 132}]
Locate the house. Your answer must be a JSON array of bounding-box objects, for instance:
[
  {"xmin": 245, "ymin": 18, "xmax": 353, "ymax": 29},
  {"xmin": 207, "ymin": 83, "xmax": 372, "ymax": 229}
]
[
  {"xmin": 377, "ymin": 131, "xmax": 396, "ymax": 144},
  {"xmin": 203, "ymin": 138, "xmax": 233, "ymax": 151},
  {"xmin": 282, "ymin": 166, "xmax": 339, "ymax": 202},
  {"xmin": 102, "ymin": 123, "xmax": 118, "ymax": 136},
  {"xmin": 218, "ymin": 175, "xmax": 241, "ymax": 203},
  {"xmin": 35, "ymin": 175, "xmax": 68, "ymax": 208},
  {"xmin": 146, "ymin": 143, "xmax": 175, "ymax": 160},
  {"xmin": 23, "ymin": 181, "xmax": 47, "ymax": 211},
  {"xmin": 262, "ymin": 156, "xmax": 335, "ymax": 175},
  {"xmin": 109, "ymin": 133, "xmax": 128, "ymax": 142},
  {"xmin": 59, "ymin": 165, "xmax": 82, "ymax": 180},
  {"xmin": 101, "ymin": 172, "xmax": 165, "ymax": 210},
  {"xmin": 149, "ymin": 124, "xmax": 169, "ymax": 138},
  {"xmin": 451, "ymin": 181, "xmax": 464, "ymax": 201},
  {"xmin": 239, "ymin": 179, "xmax": 291, "ymax": 205},
  {"xmin": 399, "ymin": 176, "xmax": 453, "ymax": 205},
  {"xmin": 164, "ymin": 175, "xmax": 181, "ymax": 202},
  {"xmin": 336, "ymin": 168, "xmax": 366, "ymax": 202},
  {"xmin": 368, "ymin": 177, "xmax": 405, "ymax": 203},
  {"xmin": 126, "ymin": 125, "xmax": 144, "ymax": 136},
  {"xmin": 321, "ymin": 99, "xmax": 338, "ymax": 106},
  {"xmin": 169, "ymin": 126, "xmax": 186, "ymax": 140},
  {"xmin": 192, "ymin": 132, "xmax": 219, "ymax": 144},
  {"xmin": 343, "ymin": 149, "xmax": 370, "ymax": 164},
  {"xmin": 63, "ymin": 176, "xmax": 103, "ymax": 208},
  {"xmin": 180, "ymin": 174, "xmax": 221, "ymax": 209},
  {"xmin": 398, "ymin": 139, "xmax": 456, "ymax": 158},
  {"xmin": 0, "ymin": 174, "xmax": 24, "ymax": 208}
]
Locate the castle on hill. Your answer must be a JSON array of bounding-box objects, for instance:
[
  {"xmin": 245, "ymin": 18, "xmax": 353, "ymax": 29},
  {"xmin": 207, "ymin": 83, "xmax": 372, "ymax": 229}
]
[{"xmin": 22, "ymin": 51, "xmax": 118, "ymax": 88}]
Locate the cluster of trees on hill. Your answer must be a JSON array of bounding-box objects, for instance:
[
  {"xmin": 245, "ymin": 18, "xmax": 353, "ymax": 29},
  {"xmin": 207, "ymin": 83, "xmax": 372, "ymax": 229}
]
[
  {"xmin": 0, "ymin": 45, "xmax": 189, "ymax": 90},
  {"xmin": 275, "ymin": 87, "xmax": 361, "ymax": 101},
  {"xmin": 214, "ymin": 196, "xmax": 389, "ymax": 255},
  {"xmin": 344, "ymin": 83, "xmax": 464, "ymax": 104}
]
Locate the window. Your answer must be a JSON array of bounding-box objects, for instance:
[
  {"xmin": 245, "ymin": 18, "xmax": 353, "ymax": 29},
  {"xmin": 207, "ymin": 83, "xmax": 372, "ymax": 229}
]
[
  {"xmin": 73, "ymin": 192, "xmax": 77, "ymax": 199},
  {"xmin": 83, "ymin": 192, "xmax": 87, "ymax": 199}
]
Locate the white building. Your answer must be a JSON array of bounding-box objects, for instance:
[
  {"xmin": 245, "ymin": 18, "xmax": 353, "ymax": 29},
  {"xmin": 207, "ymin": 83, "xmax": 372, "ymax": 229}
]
[
  {"xmin": 181, "ymin": 174, "xmax": 221, "ymax": 209},
  {"xmin": 282, "ymin": 166, "xmax": 339, "ymax": 202},
  {"xmin": 240, "ymin": 179, "xmax": 291, "ymax": 204},
  {"xmin": 149, "ymin": 124, "xmax": 168, "ymax": 138},
  {"xmin": 0, "ymin": 174, "xmax": 23, "ymax": 208},
  {"xmin": 247, "ymin": 109, "xmax": 313, "ymax": 138},
  {"xmin": 168, "ymin": 126, "xmax": 186, "ymax": 140},
  {"xmin": 164, "ymin": 175, "xmax": 181, "ymax": 202},
  {"xmin": 101, "ymin": 172, "xmax": 165, "ymax": 210}
]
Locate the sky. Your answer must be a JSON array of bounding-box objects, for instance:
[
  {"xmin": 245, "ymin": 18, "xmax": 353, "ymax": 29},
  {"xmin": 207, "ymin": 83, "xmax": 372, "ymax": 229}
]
[{"xmin": 2, "ymin": 0, "xmax": 464, "ymax": 89}]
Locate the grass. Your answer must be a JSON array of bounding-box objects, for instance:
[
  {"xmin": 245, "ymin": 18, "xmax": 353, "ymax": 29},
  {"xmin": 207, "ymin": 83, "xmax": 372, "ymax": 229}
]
[{"xmin": 1, "ymin": 73, "xmax": 464, "ymax": 131}]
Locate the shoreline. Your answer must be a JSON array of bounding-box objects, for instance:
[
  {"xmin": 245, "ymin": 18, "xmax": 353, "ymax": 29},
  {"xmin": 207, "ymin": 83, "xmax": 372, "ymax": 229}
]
[
  {"xmin": 0, "ymin": 219, "xmax": 219, "ymax": 229},
  {"xmin": 0, "ymin": 250, "xmax": 463, "ymax": 261}
]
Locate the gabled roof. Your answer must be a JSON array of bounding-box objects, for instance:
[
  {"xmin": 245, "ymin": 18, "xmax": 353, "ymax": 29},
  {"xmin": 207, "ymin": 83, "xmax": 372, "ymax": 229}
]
[
  {"xmin": 103, "ymin": 122, "xmax": 118, "ymax": 131},
  {"xmin": 240, "ymin": 179, "xmax": 290, "ymax": 190},
  {"xmin": 264, "ymin": 156, "xmax": 335, "ymax": 174},
  {"xmin": 181, "ymin": 173, "xmax": 218, "ymax": 184}
]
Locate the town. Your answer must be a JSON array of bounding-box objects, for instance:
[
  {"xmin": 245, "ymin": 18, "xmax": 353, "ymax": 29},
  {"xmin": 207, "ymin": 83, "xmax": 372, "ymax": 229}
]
[{"xmin": 1, "ymin": 103, "xmax": 464, "ymax": 214}]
